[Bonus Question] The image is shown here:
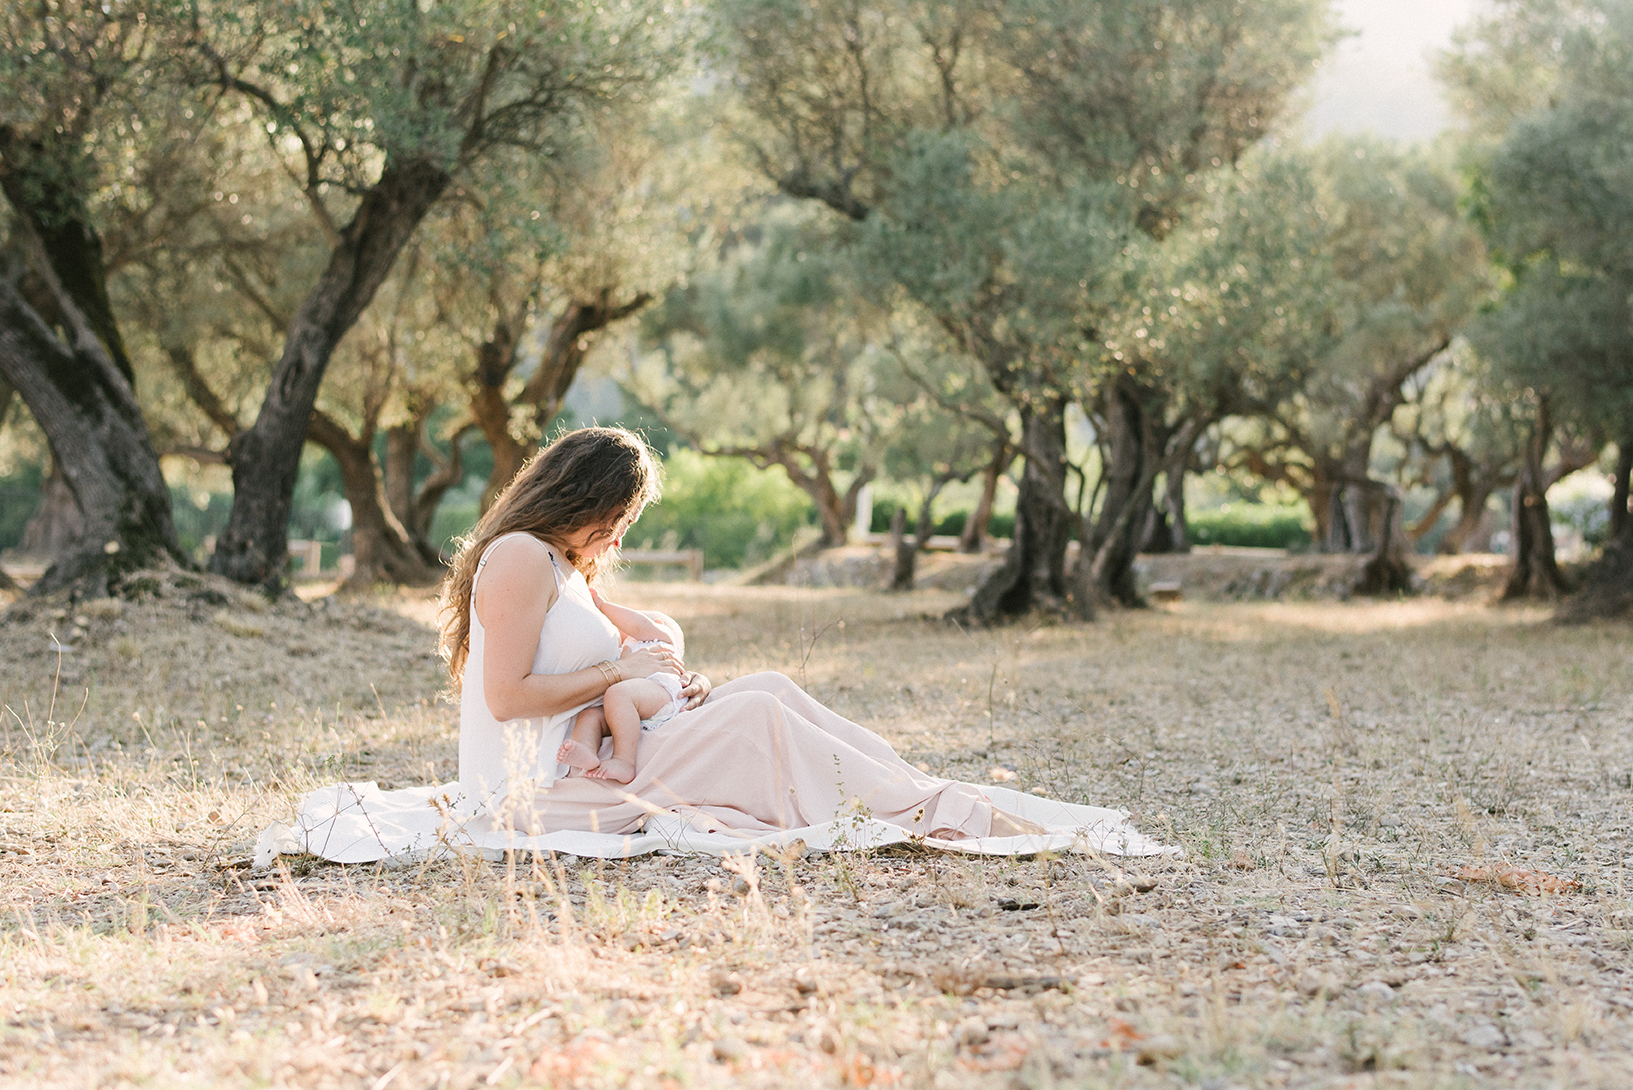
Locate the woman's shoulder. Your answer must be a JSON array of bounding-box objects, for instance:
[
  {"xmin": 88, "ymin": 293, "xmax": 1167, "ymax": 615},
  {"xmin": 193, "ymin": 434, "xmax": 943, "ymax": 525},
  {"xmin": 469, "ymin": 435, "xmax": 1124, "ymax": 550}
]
[
  {"xmin": 474, "ymin": 533, "xmax": 563, "ymax": 608},
  {"xmin": 481, "ymin": 532, "xmax": 560, "ymax": 569}
]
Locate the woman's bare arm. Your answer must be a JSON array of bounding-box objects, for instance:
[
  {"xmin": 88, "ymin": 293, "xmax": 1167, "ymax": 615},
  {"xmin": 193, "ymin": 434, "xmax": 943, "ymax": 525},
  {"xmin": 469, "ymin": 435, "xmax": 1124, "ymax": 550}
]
[{"xmin": 475, "ymin": 538, "xmax": 670, "ymax": 721}]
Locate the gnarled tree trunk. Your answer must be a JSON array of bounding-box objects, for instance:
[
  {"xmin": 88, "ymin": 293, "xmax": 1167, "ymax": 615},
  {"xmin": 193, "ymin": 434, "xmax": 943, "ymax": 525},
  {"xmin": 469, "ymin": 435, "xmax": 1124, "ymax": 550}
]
[
  {"xmin": 384, "ymin": 412, "xmax": 471, "ymax": 564},
  {"xmin": 889, "ymin": 507, "xmax": 914, "ymax": 591},
  {"xmin": 0, "ymin": 144, "xmax": 185, "ymax": 595},
  {"xmin": 1160, "ymin": 463, "xmax": 1190, "ymax": 553},
  {"xmin": 0, "ymin": 272, "xmax": 183, "ymax": 597},
  {"xmin": 1079, "ymin": 379, "xmax": 1155, "ymax": 609},
  {"xmin": 1425, "ymin": 448, "xmax": 1510, "ymax": 555},
  {"xmin": 469, "ymin": 319, "xmax": 531, "ymax": 512},
  {"xmin": 1356, "ymin": 484, "xmax": 1411, "ymax": 594},
  {"xmin": 890, "ymin": 476, "xmax": 952, "ymax": 590},
  {"xmin": 209, "ymin": 156, "xmax": 453, "ymax": 589},
  {"xmin": 958, "ymin": 396, "xmax": 1071, "ymax": 623},
  {"xmin": 1074, "ymin": 404, "xmax": 1204, "ymax": 614},
  {"xmin": 1438, "ymin": 488, "xmax": 1498, "ymax": 554},
  {"xmin": 959, "ymin": 442, "xmax": 1012, "ymax": 553},
  {"xmin": 1610, "ymin": 441, "xmax": 1632, "ymax": 545},
  {"xmin": 1503, "ymin": 401, "xmax": 1567, "ymax": 600},
  {"xmin": 1561, "ymin": 434, "xmax": 1633, "ymax": 621},
  {"xmin": 778, "ymin": 450, "xmax": 873, "ymax": 546},
  {"xmin": 307, "ymin": 411, "xmax": 441, "ymax": 589}
]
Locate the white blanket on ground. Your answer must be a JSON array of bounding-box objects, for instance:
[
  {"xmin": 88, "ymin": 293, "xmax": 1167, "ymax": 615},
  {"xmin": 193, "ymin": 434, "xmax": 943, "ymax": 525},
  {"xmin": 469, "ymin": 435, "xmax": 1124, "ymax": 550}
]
[{"xmin": 254, "ymin": 781, "xmax": 1172, "ymax": 866}]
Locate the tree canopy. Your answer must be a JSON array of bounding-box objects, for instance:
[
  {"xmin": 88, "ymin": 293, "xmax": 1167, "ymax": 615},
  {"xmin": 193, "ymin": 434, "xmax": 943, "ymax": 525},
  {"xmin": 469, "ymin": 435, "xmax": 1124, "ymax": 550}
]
[{"xmin": 4, "ymin": 0, "xmax": 1632, "ymax": 622}]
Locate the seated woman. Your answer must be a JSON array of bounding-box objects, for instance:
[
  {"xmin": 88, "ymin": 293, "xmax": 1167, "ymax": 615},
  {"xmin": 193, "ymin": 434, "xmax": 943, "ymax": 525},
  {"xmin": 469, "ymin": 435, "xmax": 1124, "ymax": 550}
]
[{"xmin": 439, "ymin": 426, "xmax": 1050, "ymax": 842}]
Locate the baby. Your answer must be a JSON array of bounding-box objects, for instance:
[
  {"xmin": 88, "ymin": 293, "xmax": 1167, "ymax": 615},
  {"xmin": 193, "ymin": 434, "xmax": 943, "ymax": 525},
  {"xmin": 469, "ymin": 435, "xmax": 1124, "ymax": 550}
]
[{"xmin": 555, "ymin": 587, "xmax": 686, "ymax": 784}]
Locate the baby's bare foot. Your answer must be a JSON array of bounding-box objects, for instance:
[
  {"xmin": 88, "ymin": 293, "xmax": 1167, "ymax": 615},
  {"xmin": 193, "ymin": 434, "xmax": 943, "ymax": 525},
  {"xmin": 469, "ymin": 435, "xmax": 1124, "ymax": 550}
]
[
  {"xmin": 557, "ymin": 739, "xmax": 601, "ymax": 773},
  {"xmin": 586, "ymin": 758, "xmax": 635, "ymax": 784}
]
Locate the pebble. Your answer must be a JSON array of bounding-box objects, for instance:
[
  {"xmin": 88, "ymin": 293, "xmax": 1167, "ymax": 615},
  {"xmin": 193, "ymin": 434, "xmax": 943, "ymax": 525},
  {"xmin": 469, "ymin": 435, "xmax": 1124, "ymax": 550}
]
[
  {"xmin": 1462, "ymin": 1024, "xmax": 1505, "ymax": 1050},
  {"xmin": 711, "ymin": 1036, "xmax": 747, "ymax": 1062},
  {"xmin": 955, "ymin": 1017, "xmax": 989, "ymax": 1047},
  {"xmin": 1296, "ymin": 969, "xmax": 1336, "ymax": 998},
  {"xmin": 1136, "ymin": 1034, "xmax": 1186, "ymax": 1064},
  {"xmin": 1354, "ymin": 981, "xmax": 1396, "ymax": 1004}
]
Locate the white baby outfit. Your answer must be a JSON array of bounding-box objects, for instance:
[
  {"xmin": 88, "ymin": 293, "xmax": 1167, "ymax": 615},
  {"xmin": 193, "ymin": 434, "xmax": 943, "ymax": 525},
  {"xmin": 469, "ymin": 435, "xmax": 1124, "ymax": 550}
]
[{"xmin": 625, "ymin": 639, "xmax": 687, "ymax": 731}]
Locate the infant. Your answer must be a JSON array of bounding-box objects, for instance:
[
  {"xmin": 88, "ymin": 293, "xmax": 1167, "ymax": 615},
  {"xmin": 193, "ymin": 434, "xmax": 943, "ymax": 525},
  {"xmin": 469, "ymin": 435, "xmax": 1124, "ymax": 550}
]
[{"xmin": 555, "ymin": 590, "xmax": 686, "ymax": 784}]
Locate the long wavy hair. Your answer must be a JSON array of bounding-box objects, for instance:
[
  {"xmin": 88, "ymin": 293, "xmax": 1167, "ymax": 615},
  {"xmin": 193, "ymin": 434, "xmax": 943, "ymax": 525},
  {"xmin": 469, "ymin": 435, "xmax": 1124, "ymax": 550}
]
[{"xmin": 438, "ymin": 427, "xmax": 661, "ymax": 682}]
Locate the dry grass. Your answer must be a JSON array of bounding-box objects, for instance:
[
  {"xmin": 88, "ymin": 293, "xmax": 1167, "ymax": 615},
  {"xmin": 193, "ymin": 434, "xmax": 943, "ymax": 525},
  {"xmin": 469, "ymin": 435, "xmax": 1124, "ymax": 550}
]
[{"xmin": 2, "ymin": 572, "xmax": 1632, "ymax": 1089}]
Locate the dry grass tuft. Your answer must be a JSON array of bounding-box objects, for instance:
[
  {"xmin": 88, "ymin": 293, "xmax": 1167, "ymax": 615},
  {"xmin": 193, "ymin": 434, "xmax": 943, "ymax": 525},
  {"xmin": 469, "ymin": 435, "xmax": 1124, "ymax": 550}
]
[{"xmin": 2, "ymin": 578, "xmax": 1632, "ymax": 1088}]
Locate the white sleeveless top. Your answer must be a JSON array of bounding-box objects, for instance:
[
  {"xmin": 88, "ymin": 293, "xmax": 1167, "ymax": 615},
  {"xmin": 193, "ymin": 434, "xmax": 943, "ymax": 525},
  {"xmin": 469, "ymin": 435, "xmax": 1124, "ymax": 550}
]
[{"xmin": 458, "ymin": 532, "xmax": 621, "ymax": 811}]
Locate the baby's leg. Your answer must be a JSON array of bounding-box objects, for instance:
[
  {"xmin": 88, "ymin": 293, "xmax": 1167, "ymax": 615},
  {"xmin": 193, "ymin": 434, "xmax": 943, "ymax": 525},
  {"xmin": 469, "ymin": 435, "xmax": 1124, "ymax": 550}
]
[
  {"xmin": 556, "ymin": 706, "xmax": 606, "ymax": 775},
  {"xmin": 587, "ymin": 678, "xmax": 670, "ymax": 784}
]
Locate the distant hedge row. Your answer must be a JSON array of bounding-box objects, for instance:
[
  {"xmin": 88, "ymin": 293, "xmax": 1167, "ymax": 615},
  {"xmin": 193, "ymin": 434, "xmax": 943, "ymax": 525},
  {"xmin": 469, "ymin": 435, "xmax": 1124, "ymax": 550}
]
[
  {"xmin": 868, "ymin": 505, "xmax": 1014, "ymax": 541},
  {"xmin": 1185, "ymin": 504, "xmax": 1312, "ymax": 549},
  {"xmin": 871, "ymin": 500, "xmax": 1311, "ymax": 551}
]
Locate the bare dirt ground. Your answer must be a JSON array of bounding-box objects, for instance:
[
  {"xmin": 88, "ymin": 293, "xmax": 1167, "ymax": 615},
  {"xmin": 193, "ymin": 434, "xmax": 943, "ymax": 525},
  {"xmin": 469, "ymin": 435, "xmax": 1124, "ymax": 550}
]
[{"xmin": 1, "ymin": 570, "xmax": 1631, "ymax": 1089}]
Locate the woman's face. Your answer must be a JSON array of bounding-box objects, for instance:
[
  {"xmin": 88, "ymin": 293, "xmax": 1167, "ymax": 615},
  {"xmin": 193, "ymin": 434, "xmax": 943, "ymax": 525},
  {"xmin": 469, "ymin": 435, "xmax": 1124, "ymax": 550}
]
[{"xmin": 561, "ymin": 511, "xmax": 635, "ymax": 560}]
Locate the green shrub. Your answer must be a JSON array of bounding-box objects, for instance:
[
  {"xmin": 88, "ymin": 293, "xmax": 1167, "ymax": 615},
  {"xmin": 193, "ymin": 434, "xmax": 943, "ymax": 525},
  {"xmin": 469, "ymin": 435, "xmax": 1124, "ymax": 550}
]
[
  {"xmin": 1186, "ymin": 503, "xmax": 1312, "ymax": 549},
  {"xmin": 868, "ymin": 505, "xmax": 1014, "ymax": 541},
  {"xmin": 625, "ymin": 449, "xmax": 812, "ymax": 571}
]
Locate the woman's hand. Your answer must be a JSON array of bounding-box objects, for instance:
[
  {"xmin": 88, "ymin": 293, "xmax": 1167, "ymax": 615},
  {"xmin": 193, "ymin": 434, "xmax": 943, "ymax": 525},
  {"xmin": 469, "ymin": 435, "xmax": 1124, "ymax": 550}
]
[
  {"xmin": 617, "ymin": 642, "xmax": 684, "ymax": 679},
  {"xmin": 679, "ymin": 671, "xmax": 711, "ymax": 710}
]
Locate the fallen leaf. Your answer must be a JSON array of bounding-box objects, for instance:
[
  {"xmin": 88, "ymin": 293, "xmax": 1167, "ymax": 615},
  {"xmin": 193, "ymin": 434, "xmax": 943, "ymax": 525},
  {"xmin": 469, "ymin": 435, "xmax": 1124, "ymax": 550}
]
[
  {"xmin": 1103, "ymin": 1017, "xmax": 1144, "ymax": 1049},
  {"xmin": 1450, "ymin": 864, "xmax": 1580, "ymax": 895}
]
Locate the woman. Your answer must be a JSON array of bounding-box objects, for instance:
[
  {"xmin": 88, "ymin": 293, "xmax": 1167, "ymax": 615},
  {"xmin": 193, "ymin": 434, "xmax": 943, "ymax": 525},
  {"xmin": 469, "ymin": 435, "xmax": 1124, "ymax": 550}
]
[
  {"xmin": 258, "ymin": 427, "xmax": 1161, "ymax": 864},
  {"xmin": 439, "ymin": 426, "xmax": 1044, "ymax": 841}
]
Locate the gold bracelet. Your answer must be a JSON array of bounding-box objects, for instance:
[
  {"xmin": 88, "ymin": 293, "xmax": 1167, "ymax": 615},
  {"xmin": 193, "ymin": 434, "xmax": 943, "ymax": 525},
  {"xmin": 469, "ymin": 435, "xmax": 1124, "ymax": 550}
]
[{"xmin": 594, "ymin": 660, "xmax": 620, "ymax": 685}]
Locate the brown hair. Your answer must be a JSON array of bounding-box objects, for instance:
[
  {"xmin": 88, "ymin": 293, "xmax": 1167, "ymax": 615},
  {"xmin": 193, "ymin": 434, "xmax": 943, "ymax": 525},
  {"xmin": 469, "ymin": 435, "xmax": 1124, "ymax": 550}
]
[{"xmin": 438, "ymin": 427, "xmax": 661, "ymax": 682}]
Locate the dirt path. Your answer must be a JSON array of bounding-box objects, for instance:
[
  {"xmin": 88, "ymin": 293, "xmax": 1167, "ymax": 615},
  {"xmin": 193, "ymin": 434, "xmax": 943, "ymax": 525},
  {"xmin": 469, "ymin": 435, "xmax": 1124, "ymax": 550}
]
[{"xmin": 1, "ymin": 582, "xmax": 1629, "ymax": 1088}]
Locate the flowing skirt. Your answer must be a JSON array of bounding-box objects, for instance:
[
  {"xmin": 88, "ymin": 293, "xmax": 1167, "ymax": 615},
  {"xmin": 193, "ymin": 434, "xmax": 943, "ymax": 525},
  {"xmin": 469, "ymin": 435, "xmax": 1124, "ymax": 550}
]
[
  {"xmin": 507, "ymin": 672, "xmax": 1012, "ymax": 839},
  {"xmin": 256, "ymin": 672, "xmax": 1169, "ymax": 863}
]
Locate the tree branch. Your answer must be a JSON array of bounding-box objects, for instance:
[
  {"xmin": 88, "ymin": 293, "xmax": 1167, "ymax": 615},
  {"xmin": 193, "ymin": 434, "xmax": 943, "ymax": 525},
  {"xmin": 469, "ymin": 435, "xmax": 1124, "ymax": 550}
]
[
  {"xmin": 197, "ymin": 40, "xmax": 340, "ymax": 245},
  {"xmin": 163, "ymin": 344, "xmax": 241, "ymax": 439}
]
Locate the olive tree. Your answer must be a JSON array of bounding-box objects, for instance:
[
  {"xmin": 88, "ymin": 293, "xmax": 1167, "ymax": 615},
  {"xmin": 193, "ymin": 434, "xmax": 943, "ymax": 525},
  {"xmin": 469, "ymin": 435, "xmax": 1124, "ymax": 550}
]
[
  {"xmin": 711, "ymin": 0, "xmax": 1336, "ymax": 620},
  {"xmin": 1444, "ymin": 0, "xmax": 1633, "ymax": 610},
  {"xmin": 1224, "ymin": 138, "xmax": 1491, "ymax": 589},
  {"xmin": 196, "ymin": 0, "xmax": 668, "ymax": 588},
  {"xmin": 631, "ymin": 212, "xmax": 892, "ymax": 546},
  {"xmin": 0, "ymin": 2, "xmax": 193, "ymax": 594}
]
